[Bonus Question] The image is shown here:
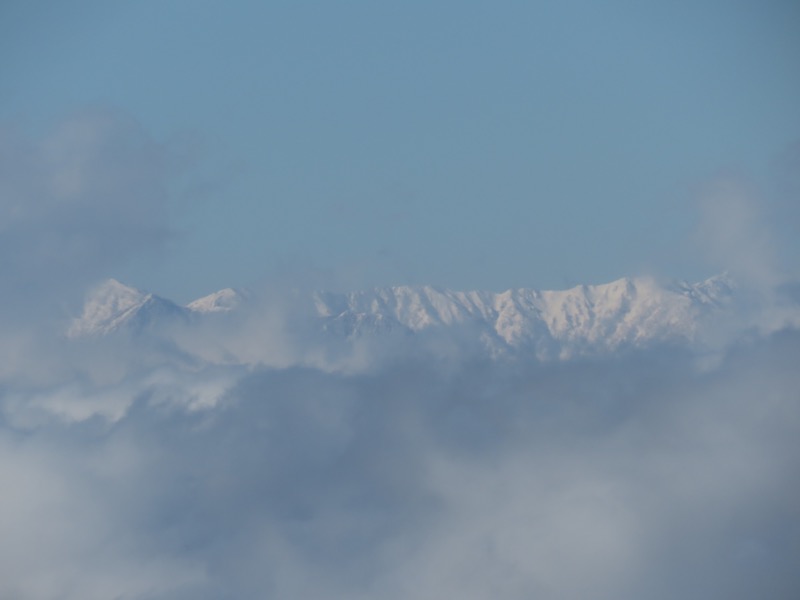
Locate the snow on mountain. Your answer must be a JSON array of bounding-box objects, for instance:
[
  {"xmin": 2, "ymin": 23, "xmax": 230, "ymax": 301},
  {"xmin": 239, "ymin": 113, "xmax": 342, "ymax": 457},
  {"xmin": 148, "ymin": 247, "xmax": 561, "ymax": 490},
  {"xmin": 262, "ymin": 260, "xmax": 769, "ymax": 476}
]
[
  {"xmin": 187, "ymin": 288, "xmax": 245, "ymax": 313},
  {"xmin": 311, "ymin": 274, "xmax": 736, "ymax": 357},
  {"xmin": 67, "ymin": 279, "xmax": 190, "ymax": 337},
  {"xmin": 68, "ymin": 275, "xmax": 739, "ymax": 360}
]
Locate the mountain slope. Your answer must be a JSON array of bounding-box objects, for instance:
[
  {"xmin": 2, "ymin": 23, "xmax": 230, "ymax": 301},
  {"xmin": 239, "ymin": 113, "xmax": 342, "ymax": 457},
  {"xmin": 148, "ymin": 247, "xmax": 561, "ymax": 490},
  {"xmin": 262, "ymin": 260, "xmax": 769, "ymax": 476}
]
[
  {"xmin": 312, "ymin": 275, "xmax": 735, "ymax": 357},
  {"xmin": 67, "ymin": 279, "xmax": 191, "ymax": 337},
  {"xmin": 68, "ymin": 275, "xmax": 738, "ymax": 361},
  {"xmin": 187, "ymin": 288, "xmax": 246, "ymax": 313}
]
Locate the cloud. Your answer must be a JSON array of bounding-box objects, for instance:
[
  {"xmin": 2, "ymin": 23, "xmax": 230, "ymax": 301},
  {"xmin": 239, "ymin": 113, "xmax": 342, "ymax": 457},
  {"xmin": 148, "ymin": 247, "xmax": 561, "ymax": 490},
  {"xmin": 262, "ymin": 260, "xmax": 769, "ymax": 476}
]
[
  {"xmin": 0, "ymin": 109, "xmax": 181, "ymax": 414},
  {"xmin": 690, "ymin": 172, "xmax": 800, "ymax": 346},
  {"xmin": 0, "ymin": 330, "xmax": 798, "ymax": 599},
  {"xmin": 694, "ymin": 175, "xmax": 778, "ymax": 289},
  {"xmin": 0, "ymin": 111, "xmax": 797, "ymax": 599},
  {"xmin": 0, "ymin": 109, "xmax": 172, "ymax": 328}
]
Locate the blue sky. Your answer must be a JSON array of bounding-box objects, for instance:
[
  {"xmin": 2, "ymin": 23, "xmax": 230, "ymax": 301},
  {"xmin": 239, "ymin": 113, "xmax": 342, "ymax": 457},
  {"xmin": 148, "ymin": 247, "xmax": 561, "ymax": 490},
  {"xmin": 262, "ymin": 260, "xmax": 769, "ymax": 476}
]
[
  {"xmin": 2, "ymin": 0, "xmax": 798, "ymax": 301},
  {"xmin": 2, "ymin": 5, "xmax": 800, "ymax": 597}
]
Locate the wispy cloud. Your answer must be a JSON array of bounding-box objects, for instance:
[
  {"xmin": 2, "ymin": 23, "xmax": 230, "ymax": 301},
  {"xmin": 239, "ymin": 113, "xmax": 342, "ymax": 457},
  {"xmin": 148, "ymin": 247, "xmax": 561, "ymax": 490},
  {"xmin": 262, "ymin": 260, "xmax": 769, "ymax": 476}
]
[
  {"xmin": 0, "ymin": 112, "xmax": 798, "ymax": 599},
  {"xmin": 0, "ymin": 335, "xmax": 798, "ymax": 599},
  {"xmin": 0, "ymin": 109, "xmax": 172, "ymax": 328},
  {"xmin": 694, "ymin": 175, "xmax": 778, "ymax": 288}
]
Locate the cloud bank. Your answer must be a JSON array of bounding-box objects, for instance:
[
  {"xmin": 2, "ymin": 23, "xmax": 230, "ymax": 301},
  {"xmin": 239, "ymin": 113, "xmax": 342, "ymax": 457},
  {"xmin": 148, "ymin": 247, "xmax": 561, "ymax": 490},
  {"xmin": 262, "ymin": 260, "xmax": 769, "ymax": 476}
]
[
  {"xmin": 0, "ymin": 112, "xmax": 798, "ymax": 599},
  {"xmin": 1, "ymin": 335, "xmax": 798, "ymax": 599}
]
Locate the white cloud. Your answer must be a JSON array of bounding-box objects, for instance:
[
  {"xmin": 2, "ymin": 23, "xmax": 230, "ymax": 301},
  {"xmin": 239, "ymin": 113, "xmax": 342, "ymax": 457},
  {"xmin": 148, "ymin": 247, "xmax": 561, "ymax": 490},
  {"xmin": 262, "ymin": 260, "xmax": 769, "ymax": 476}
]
[
  {"xmin": 0, "ymin": 111, "xmax": 798, "ymax": 599},
  {"xmin": 695, "ymin": 176, "xmax": 778, "ymax": 289},
  {"xmin": 0, "ymin": 332, "xmax": 797, "ymax": 599}
]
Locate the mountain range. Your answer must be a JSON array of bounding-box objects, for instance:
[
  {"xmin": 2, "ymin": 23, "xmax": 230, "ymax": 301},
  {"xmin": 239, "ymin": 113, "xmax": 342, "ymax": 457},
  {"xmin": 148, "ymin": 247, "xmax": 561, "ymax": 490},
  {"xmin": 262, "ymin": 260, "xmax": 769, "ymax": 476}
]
[{"xmin": 67, "ymin": 275, "xmax": 748, "ymax": 365}]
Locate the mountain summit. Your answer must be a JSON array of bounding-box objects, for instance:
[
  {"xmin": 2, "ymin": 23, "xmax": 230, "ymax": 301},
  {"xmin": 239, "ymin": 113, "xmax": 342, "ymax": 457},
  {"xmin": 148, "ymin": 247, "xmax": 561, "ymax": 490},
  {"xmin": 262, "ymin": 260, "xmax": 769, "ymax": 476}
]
[
  {"xmin": 187, "ymin": 288, "xmax": 246, "ymax": 313},
  {"xmin": 68, "ymin": 275, "xmax": 742, "ymax": 363},
  {"xmin": 312, "ymin": 274, "xmax": 735, "ymax": 357},
  {"xmin": 67, "ymin": 279, "xmax": 189, "ymax": 337}
]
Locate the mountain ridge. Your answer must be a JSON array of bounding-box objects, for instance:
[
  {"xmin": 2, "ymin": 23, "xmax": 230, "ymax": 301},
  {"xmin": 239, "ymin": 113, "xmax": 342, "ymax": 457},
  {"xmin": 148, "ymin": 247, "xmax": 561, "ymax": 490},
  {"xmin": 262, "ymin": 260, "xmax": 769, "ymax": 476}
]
[{"xmin": 68, "ymin": 274, "xmax": 740, "ymax": 362}]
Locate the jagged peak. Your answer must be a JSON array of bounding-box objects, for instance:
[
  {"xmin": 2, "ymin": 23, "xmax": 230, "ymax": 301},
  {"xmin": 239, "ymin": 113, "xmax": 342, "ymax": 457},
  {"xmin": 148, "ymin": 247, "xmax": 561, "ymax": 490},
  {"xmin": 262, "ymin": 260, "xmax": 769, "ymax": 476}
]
[
  {"xmin": 68, "ymin": 278, "xmax": 182, "ymax": 337},
  {"xmin": 89, "ymin": 278, "xmax": 149, "ymax": 303},
  {"xmin": 69, "ymin": 274, "xmax": 747, "ymax": 354},
  {"xmin": 187, "ymin": 288, "xmax": 246, "ymax": 313}
]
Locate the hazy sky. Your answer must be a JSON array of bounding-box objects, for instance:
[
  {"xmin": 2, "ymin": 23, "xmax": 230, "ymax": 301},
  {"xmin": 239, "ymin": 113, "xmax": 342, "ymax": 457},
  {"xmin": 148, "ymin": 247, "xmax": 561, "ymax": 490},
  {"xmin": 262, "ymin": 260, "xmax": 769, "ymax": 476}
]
[
  {"xmin": 2, "ymin": 5, "xmax": 800, "ymax": 596},
  {"xmin": 2, "ymin": 0, "xmax": 799, "ymax": 301}
]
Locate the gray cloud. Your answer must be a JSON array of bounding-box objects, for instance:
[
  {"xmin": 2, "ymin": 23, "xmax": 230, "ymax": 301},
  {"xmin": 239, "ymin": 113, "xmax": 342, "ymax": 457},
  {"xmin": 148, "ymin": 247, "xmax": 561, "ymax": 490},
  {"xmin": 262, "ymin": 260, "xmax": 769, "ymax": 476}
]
[
  {"xmin": 0, "ymin": 111, "xmax": 798, "ymax": 599},
  {"xmin": 0, "ymin": 109, "xmax": 172, "ymax": 329},
  {"xmin": 0, "ymin": 110, "xmax": 179, "ymax": 416},
  {"xmin": 0, "ymin": 330, "xmax": 797, "ymax": 599}
]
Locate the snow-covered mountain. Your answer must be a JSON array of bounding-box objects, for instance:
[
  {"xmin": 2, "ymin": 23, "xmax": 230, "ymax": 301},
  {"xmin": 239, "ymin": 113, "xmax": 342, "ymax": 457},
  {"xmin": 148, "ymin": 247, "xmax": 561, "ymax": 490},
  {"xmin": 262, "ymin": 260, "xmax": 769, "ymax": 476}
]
[
  {"xmin": 68, "ymin": 275, "xmax": 740, "ymax": 363},
  {"xmin": 187, "ymin": 288, "xmax": 246, "ymax": 313},
  {"xmin": 67, "ymin": 279, "xmax": 191, "ymax": 337},
  {"xmin": 312, "ymin": 275, "xmax": 735, "ymax": 358}
]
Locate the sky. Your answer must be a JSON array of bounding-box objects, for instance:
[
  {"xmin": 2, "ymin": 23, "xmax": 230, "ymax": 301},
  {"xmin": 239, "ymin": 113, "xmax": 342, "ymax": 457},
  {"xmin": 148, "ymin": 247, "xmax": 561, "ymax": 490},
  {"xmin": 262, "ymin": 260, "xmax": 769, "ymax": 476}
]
[
  {"xmin": 2, "ymin": 0, "xmax": 799, "ymax": 302},
  {"xmin": 1, "ymin": 3, "xmax": 800, "ymax": 598}
]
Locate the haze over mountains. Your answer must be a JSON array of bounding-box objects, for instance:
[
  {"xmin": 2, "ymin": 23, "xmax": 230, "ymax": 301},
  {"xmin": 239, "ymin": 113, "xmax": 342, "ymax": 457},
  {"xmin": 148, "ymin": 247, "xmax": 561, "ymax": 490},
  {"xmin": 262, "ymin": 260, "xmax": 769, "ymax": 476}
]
[
  {"xmin": 67, "ymin": 273, "xmax": 768, "ymax": 366},
  {"xmin": 4, "ymin": 1, "xmax": 799, "ymax": 595},
  {"xmin": 1, "ymin": 274, "xmax": 793, "ymax": 599}
]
